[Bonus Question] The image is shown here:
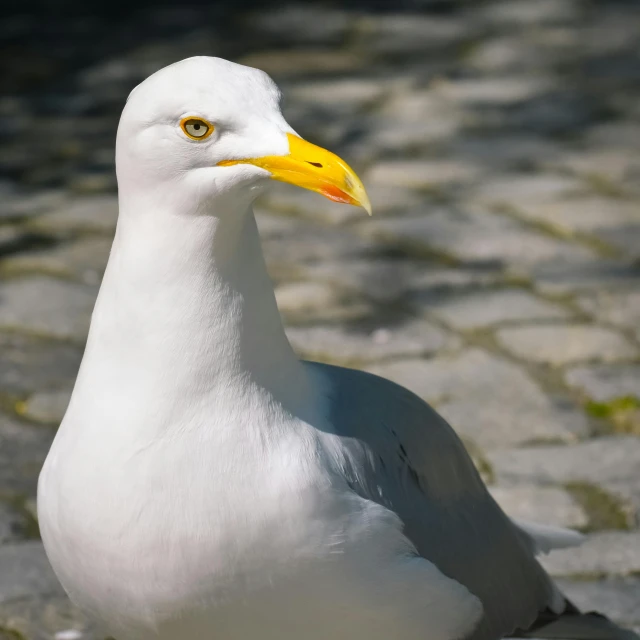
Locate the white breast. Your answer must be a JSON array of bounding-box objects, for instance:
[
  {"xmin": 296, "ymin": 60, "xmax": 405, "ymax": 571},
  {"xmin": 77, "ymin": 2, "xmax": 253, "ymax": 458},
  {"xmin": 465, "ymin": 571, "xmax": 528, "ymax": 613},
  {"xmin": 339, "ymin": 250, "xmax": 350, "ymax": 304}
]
[
  {"xmin": 38, "ymin": 404, "xmax": 480, "ymax": 640},
  {"xmin": 38, "ymin": 406, "xmax": 323, "ymax": 618}
]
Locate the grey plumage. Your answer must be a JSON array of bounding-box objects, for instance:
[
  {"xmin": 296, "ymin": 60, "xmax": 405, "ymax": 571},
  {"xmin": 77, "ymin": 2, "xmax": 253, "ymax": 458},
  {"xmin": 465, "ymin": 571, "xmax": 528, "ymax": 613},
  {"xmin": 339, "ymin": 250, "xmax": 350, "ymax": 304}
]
[{"xmin": 311, "ymin": 362, "xmax": 638, "ymax": 640}]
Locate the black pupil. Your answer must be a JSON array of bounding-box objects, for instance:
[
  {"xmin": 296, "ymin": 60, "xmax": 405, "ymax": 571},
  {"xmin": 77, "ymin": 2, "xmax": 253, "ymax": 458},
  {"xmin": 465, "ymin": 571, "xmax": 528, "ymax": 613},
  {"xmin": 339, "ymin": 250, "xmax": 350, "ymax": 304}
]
[{"xmin": 193, "ymin": 123, "xmax": 201, "ymax": 130}]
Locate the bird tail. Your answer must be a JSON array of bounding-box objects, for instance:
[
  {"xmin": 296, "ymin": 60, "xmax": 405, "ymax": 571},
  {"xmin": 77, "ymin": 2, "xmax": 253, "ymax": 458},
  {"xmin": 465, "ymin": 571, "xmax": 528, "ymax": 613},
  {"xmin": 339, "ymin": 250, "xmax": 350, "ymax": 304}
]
[
  {"xmin": 514, "ymin": 599, "xmax": 639, "ymax": 640},
  {"xmin": 510, "ymin": 521, "xmax": 637, "ymax": 640}
]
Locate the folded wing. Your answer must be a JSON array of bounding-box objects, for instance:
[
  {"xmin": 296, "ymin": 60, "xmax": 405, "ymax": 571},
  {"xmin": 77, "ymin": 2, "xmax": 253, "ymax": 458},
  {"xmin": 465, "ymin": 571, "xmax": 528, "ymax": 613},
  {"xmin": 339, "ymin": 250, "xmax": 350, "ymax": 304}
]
[{"xmin": 311, "ymin": 362, "xmax": 564, "ymax": 640}]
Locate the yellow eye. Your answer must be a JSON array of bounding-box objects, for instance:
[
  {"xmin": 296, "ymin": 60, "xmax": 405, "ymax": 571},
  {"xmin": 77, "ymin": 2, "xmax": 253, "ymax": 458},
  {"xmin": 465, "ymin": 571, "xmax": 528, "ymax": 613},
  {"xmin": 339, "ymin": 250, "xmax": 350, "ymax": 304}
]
[{"xmin": 180, "ymin": 117, "xmax": 214, "ymax": 141}]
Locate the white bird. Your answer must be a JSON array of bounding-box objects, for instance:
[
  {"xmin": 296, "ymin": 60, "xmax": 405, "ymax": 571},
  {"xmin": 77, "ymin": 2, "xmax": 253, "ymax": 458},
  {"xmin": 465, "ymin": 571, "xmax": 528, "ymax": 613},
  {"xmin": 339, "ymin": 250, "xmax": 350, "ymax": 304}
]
[{"xmin": 37, "ymin": 57, "xmax": 638, "ymax": 640}]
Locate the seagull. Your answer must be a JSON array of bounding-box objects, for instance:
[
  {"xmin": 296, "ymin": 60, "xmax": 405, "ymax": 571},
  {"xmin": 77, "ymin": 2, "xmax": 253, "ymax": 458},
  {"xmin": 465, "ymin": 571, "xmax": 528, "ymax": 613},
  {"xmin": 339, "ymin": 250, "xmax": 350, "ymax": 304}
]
[{"xmin": 38, "ymin": 57, "xmax": 638, "ymax": 640}]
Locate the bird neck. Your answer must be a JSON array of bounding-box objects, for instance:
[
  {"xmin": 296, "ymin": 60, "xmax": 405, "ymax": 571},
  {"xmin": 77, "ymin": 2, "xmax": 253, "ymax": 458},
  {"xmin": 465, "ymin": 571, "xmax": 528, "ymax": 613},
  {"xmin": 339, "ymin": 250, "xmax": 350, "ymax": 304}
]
[{"xmin": 79, "ymin": 196, "xmax": 310, "ymax": 415}]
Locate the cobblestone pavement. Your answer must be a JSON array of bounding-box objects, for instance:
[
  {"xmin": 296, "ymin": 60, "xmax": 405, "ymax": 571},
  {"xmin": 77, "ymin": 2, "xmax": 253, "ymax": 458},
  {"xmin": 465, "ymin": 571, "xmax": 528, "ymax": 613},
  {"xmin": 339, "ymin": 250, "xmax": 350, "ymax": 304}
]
[{"xmin": 2, "ymin": 0, "xmax": 640, "ymax": 637}]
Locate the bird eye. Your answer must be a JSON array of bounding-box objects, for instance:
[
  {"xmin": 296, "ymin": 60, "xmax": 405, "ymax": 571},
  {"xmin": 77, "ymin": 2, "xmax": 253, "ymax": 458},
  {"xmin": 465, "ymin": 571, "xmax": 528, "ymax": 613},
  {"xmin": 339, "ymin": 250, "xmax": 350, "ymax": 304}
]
[{"xmin": 180, "ymin": 117, "xmax": 214, "ymax": 141}]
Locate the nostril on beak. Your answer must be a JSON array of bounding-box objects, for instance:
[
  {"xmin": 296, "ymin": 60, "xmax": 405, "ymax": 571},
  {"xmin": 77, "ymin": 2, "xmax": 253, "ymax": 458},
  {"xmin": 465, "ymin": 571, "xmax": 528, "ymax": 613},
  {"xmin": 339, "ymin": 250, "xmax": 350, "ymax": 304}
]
[{"xmin": 306, "ymin": 161, "xmax": 323, "ymax": 168}]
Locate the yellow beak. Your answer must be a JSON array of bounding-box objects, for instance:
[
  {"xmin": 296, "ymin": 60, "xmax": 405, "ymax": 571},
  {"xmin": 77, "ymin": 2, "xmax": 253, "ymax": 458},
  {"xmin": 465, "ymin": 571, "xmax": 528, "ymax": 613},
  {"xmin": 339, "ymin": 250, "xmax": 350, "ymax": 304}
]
[{"xmin": 217, "ymin": 133, "xmax": 372, "ymax": 215}]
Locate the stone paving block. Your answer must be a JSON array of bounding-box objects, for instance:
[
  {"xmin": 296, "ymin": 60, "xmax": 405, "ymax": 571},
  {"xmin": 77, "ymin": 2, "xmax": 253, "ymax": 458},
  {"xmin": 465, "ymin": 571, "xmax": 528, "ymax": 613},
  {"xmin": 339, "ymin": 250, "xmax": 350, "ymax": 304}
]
[
  {"xmin": 378, "ymin": 90, "xmax": 454, "ymax": 122},
  {"xmin": 367, "ymin": 349, "xmax": 587, "ymax": 450},
  {"xmin": 413, "ymin": 287, "xmax": 569, "ymax": 330},
  {"xmin": 488, "ymin": 436, "xmax": 640, "ymax": 524},
  {"xmin": 578, "ymin": 290, "xmax": 640, "ymax": 342},
  {"xmin": 372, "ymin": 91, "xmax": 463, "ymax": 148},
  {"xmin": 262, "ymin": 218, "xmax": 375, "ymax": 268},
  {"xmin": 511, "ymin": 196, "xmax": 640, "ymax": 237},
  {"xmin": 367, "ymin": 160, "xmax": 483, "ymax": 190},
  {"xmin": 531, "ymin": 259, "xmax": 640, "ymax": 296},
  {"xmin": 540, "ymin": 531, "xmax": 640, "ymax": 577},
  {"xmin": 0, "ymin": 189, "xmax": 67, "ymax": 221},
  {"xmin": 275, "ymin": 280, "xmax": 340, "ymax": 313},
  {"xmin": 275, "ymin": 280, "xmax": 372, "ymax": 324},
  {"xmin": 576, "ymin": 6, "xmax": 639, "ymax": 58},
  {"xmin": 302, "ymin": 259, "xmax": 504, "ymax": 306},
  {"xmin": 28, "ymin": 195, "xmax": 118, "ymax": 235},
  {"xmin": 246, "ymin": 5, "xmax": 351, "ymax": 46},
  {"xmin": 0, "ymin": 594, "xmax": 102, "ymax": 640},
  {"xmin": 0, "ymin": 225, "xmax": 25, "ymax": 251},
  {"xmin": 286, "ymin": 318, "xmax": 459, "ymax": 366},
  {"xmin": 449, "ymin": 135, "xmax": 564, "ymax": 170},
  {"xmin": 0, "ymin": 333, "xmax": 82, "ymax": 396},
  {"xmin": 598, "ymin": 225, "xmax": 640, "ymax": 261},
  {"xmin": 239, "ymin": 50, "xmax": 365, "ymax": 77},
  {"xmin": 479, "ymin": 0, "xmax": 579, "ymax": 26},
  {"xmin": 489, "ymin": 484, "xmax": 588, "ymax": 530},
  {"xmin": 0, "ymin": 277, "xmax": 97, "ymax": 342},
  {"xmin": 0, "ymin": 503, "xmax": 23, "ymax": 544},
  {"xmin": 435, "ymin": 77, "xmax": 552, "ymax": 106},
  {"xmin": 364, "ymin": 114, "xmax": 463, "ymax": 150},
  {"xmin": 405, "ymin": 266, "xmax": 505, "ymax": 295},
  {"xmin": 361, "ymin": 15, "xmax": 470, "ymax": 55},
  {"xmin": 288, "ymin": 78, "xmax": 385, "ymax": 114},
  {"xmin": 510, "ymin": 195, "xmax": 640, "ymax": 260},
  {"xmin": 586, "ymin": 122, "xmax": 640, "ymax": 149},
  {"xmin": 496, "ymin": 324, "xmax": 635, "ymax": 366},
  {"xmin": 297, "ymin": 258, "xmax": 422, "ymax": 305},
  {"xmin": 68, "ymin": 171, "xmax": 116, "ymax": 194},
  {"xmin": 0, "ymin": 413, "xmax": 55, "ymax": 498},
  {"xmin": 544, "ymin": 149, "xmax": 640, "ymax": 189},
  {"xmin": 556, "ymin": 577, "xmax": 640, "ymax": 626},
  {"xmin": 565, "ymin": 364, "xmax": 640, "ymax": 402},
  {"xmin": 1, "ymin": 236, "xmax": 112, "ymax": 284},
  {"xmin": 0, "ymin": 542, "xmax": 62, "ymax": 603},
  {"xmin": 489, "ymin": 435, "xmax": 640, "ymax": 481},
  {"xmin": 466, "ymin": 35, "xmax": 545, "ymax": 73},
  {"xmin": 491, "ymin": 90, "xmax": 596, "ymax": 137},
  {"xmin": 360, "ymin": 208, "xmax": 594, "ymax": 267},
  {"xmin": 467, "ymin": 174, "xmax": 585, "ymax": 210},
  {"xmin": 18, "ymin": 389, "xmax": 72, "ymax": 426}
]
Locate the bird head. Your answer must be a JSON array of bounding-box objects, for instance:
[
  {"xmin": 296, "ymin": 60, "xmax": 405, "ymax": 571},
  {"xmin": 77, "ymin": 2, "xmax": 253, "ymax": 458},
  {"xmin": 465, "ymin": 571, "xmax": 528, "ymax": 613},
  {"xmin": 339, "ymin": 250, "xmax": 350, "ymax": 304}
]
[{"xmin": 116, "ymin": 56, "xmax": 371, "ymax": 215}]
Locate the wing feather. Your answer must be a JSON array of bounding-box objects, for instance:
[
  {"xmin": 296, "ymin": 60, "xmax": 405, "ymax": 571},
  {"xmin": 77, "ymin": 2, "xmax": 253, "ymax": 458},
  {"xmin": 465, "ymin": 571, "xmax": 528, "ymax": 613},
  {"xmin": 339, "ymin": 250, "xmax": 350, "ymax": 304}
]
[{"xmin": 311, "ymin": 362, "xmax": 559, "ymax": 640}]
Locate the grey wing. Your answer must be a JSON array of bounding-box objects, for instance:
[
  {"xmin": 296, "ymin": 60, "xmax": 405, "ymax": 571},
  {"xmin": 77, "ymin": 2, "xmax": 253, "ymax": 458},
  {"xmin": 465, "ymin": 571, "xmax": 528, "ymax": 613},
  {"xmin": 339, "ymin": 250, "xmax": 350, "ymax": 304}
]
[{"xmin": 310, "ymin": 362, "xmax": 562, "ymax": 640}]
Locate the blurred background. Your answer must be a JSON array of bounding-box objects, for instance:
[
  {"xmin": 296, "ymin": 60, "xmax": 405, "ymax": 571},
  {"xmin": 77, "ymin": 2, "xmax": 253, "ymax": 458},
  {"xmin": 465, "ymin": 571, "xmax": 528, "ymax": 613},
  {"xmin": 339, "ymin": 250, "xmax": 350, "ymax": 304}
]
[{"xmin": 1, "ymin": 0, "xmax": 640, "ymax": 637}]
